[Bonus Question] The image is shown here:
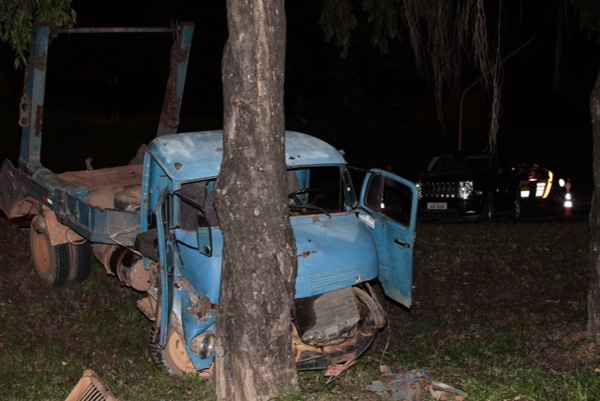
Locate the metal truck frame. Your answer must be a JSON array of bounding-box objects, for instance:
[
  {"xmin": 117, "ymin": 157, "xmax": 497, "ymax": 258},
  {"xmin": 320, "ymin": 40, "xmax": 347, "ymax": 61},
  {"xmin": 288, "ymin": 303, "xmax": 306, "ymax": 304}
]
[{"xmin": 0, "ymin": 24, "xmax": 418, "ymax": 377}]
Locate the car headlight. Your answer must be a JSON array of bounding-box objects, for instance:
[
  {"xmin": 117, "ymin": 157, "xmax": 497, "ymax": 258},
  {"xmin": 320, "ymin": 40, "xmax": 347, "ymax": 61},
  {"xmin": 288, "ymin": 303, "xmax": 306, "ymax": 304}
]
[{"xmin": 458, "ymin": 181, "xmax": 473, "ymax": 200}]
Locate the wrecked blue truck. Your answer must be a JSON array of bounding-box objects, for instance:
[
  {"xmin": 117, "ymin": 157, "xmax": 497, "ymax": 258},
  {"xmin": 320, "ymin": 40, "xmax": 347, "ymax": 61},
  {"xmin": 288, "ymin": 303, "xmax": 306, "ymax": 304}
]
[{"xmin": 0, "ymin": 24, "xmax": 418, "ymax": 376}]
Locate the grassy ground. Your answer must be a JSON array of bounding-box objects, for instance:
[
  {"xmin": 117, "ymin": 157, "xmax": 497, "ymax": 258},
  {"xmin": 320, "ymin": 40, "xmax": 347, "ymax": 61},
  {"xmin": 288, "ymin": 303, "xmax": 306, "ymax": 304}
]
[{"xmin": 1, "ymin": 220, "xmax": 599, "ymax": 401}]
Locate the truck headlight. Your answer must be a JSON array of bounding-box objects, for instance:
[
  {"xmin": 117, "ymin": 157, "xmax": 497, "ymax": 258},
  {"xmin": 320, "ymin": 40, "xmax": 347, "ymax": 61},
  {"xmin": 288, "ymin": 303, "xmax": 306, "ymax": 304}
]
[
  {"xmin": 191, "ymin": 333, "xmax": 216, "ymax": 359},
  {"xmin": 458, "ymin": 181, "xmax": 473, "ymax": 199}
]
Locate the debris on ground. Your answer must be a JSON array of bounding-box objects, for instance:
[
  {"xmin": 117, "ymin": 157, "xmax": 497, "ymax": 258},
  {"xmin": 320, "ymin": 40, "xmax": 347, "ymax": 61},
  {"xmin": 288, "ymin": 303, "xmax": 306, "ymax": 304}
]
[
  {"xmin": 64, "ymin": 369, "xmax": 119, "ymax": 401},
  {"xmin": 325, "ymin": 359, "xmax": 357, "ymax": 382},
  {"xmin": 366, "ymin": 365, "xmax": 467, "ymax": 401}
]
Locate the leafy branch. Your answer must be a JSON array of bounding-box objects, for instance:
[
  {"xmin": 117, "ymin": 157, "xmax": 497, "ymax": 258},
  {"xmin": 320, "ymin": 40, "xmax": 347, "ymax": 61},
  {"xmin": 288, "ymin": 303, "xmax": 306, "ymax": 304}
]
[{"xmin": 0, "ymin": 0, "xmax": 75, "ymax": 67}]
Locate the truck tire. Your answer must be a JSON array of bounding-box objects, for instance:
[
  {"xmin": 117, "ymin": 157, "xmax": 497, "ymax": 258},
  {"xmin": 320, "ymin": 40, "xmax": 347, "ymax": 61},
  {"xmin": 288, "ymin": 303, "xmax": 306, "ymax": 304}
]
[
  {"xmin": 30, "ymin": 215, "xmax": 69, "ymax": 287},
  {"xmin": 149, "ymin": 325, "xmax": 196, "ymax": 376},
  {"xmin": 66, "ymin": 242, "xmax": 92, "ymax": 282}
]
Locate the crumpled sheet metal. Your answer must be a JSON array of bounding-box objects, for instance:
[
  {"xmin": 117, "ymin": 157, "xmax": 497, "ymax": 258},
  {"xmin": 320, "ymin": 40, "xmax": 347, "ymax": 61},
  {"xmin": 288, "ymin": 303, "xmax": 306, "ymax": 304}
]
[{"xmin": 366, "ymin": 366, "xmax": 467, "ymax": 401}]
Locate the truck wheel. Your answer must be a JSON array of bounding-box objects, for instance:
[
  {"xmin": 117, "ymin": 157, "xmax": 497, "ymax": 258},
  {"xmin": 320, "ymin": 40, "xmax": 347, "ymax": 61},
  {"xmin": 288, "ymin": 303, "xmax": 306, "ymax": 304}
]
[
  {"xmin": 30, "ymin": 215, "xmax": 69, "ymax": 287},
  {"xmin": 149, "ymin": 325, "xmax": 196, "ymax": 376},
  {"xmin": 66, "ymin": 242, "xmax": 92, "ymax": 282}
]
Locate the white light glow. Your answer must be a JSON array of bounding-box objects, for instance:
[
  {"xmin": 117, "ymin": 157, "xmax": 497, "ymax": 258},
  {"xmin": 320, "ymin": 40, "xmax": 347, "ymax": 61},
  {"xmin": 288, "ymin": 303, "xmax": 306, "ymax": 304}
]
[
  {"xmin": 458, "ymin": 181, "xmax": 474, "ymax": 200},
  {"xmin": 564, "ymin": 200, "xmax": 573, "ymax": 209},
  {"xmin": 565, "ymin": 193, "xmax": 572, "ymax": 200},
  {"xmin": 520, "ymin": 190, "xmax": 530, "ymax": 198},
  {"xmin": 558, "ymin": 178, "xmax": 565, "ymax": 187},
  {"xmin": 535, "ymin": 182, "xmax": 545, "ymax": 197}
]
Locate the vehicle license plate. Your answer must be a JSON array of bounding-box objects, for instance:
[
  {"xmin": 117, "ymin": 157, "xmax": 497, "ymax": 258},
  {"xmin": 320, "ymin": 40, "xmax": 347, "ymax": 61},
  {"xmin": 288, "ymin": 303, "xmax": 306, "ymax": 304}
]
[{"xmin": 427, "ymin": 202, "xmax": 447, "ymax": 210}]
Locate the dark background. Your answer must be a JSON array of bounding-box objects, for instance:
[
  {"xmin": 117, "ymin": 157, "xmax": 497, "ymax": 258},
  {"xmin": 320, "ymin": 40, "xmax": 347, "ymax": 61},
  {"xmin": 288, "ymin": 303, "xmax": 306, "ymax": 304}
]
[{"xmin": 0, "ymin": 1, "xmax": 597, "ymax": 190}]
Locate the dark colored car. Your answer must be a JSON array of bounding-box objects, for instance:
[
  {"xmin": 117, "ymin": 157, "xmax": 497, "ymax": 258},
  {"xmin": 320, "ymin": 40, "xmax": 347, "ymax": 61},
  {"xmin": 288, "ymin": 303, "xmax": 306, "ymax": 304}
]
[
  {"xmin": 416, "ymin": 154, "xmax": 574, "ymax": 221},
  {"xmin": 416, "ymin": 153, "xmax": 514, "ymax": 221},
  {"xmin": 512, "ymin": 163, "xmax": 574, "ymax": 219}
]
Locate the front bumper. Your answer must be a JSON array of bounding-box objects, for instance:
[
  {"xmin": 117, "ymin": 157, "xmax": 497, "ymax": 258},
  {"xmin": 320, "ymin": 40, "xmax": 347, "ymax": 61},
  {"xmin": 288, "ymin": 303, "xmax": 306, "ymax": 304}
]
[{"xmin": 418, "ymin": 196, "xmax": 487, "ymax": 221}]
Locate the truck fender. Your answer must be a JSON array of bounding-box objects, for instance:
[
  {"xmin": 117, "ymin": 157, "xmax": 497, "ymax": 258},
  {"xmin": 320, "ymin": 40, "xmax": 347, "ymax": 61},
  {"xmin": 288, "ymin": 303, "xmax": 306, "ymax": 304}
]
[{"xmin": 40, "ymin": 208, "xmax": 85, "ymax": 246}]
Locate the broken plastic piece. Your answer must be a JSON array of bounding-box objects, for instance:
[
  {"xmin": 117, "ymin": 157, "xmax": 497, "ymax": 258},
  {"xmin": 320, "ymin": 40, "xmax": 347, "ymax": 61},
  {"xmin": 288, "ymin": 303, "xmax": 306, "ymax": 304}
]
[{"xmin": 366, "ymin": 366, "xmax": 467, "ymax": 401}]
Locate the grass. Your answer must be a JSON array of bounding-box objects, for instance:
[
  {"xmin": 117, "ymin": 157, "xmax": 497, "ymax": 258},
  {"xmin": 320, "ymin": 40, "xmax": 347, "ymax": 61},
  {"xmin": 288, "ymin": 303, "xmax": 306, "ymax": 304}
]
[{"xmin": 1, "ymin": 220, "xmax": 599, "ymax": 400}]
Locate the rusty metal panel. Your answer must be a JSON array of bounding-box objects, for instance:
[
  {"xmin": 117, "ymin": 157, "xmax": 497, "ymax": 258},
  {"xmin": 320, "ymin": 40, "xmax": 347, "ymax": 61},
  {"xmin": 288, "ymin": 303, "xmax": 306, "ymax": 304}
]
[
  {"xmin": 157, "ymin": 22, "xmax": 195, "ymax": 136},
  {"xmin": 18, "ymin": 26, "xmax": 49, "ymax": 170},
  {"xmin": 41, "ymin": 207, "xmax": 84, "ymax": 246},
  {"xmin": 57, "ymin": 196, "xmax": 139, "ymax": 246}
]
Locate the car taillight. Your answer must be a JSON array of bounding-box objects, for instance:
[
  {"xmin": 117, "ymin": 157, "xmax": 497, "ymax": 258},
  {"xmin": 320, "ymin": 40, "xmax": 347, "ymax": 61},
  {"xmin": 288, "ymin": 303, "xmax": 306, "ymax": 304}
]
[
  {"xmin": 535, "ymin": 182, "xmax": 545, "ymax": 197},
  {"xmin": 542, "ymin": 171, "xmax": 553, "ymax": 198}
]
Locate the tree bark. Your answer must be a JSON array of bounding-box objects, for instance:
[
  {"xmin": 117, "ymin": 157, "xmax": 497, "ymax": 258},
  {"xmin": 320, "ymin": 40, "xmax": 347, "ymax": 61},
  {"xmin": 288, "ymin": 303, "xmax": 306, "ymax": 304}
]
[
  {"xmin": 588, "ymin": 67, "xmax": 600, "ymax": 339},
  {"xmin": 215, "ymin": 1, "xmax": 298, "ymax": 400}
]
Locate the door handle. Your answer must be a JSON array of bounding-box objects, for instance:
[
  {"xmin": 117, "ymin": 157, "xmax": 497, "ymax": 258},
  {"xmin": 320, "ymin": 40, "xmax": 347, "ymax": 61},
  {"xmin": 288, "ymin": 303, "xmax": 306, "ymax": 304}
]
[{"xmin": 394, "ymin": 239, "xmax": 411, "ymax": 248}]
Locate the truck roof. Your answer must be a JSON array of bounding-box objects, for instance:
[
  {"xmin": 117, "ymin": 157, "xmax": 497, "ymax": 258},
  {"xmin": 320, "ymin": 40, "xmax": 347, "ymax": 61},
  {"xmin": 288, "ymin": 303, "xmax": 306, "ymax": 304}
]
[{"xmin": 147, "ymin": 130, "xmax": 347, "ymax": 182}]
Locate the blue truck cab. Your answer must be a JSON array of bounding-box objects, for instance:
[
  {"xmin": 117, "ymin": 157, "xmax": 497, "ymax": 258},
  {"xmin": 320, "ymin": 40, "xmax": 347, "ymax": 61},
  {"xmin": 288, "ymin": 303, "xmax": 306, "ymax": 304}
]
[
  {"xmin": 0, "ymin": 24, "xmax": 418, "ymax": 377},
  {"xmin": 138, "ymin": 131, "xmax": 418, "ymax": 374}
]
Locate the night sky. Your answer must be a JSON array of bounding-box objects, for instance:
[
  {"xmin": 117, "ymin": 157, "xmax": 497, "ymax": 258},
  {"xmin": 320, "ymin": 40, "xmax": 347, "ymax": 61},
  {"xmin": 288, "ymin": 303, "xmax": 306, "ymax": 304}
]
[{"xmin": 0, "ymin": 1, "xmax": 597, "ymax": 190}]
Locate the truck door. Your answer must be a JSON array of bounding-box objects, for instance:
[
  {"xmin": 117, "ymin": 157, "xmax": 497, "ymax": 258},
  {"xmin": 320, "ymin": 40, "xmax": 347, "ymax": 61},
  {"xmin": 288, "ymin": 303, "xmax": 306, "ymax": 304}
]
[{"xmin": 359, "ymin": 169, "xmax": 417, "ymax": 307}]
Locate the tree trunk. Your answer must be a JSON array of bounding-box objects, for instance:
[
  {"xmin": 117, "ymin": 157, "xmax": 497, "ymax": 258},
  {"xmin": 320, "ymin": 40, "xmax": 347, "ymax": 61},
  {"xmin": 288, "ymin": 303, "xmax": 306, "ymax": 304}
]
[
  {"xmin": 588, "ymin": 68, "xmax": 600, "ymax": 339},
  {"xmin": 215, "ymin": 1, "xmax": 298, "ymax": 400}
]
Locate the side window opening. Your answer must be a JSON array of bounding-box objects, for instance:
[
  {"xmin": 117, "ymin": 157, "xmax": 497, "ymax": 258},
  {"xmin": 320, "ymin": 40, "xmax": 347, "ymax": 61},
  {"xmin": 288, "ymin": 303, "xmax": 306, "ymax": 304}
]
[
  {"xmin": 365, "ymin": 174, "xmax": 412, "ymax": 227},
  {"xmin": 288, "ymin": 166, "xmax": 347, "ymax": 214},
  {"xmin": 177, "ymin": 180, "xmax": 218, "ymax": 231}
]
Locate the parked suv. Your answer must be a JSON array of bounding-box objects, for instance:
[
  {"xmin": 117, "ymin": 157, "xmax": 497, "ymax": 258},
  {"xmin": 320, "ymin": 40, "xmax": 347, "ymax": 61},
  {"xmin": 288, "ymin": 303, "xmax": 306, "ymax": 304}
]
[{"xmin": 416, "ymin": 153, "xmax": 517, "ymax": 221}]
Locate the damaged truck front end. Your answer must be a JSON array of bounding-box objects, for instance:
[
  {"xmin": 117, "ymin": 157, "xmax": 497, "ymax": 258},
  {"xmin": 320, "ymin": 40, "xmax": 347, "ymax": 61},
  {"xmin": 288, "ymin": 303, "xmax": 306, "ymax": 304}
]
[
  {"xmin": 1, "ymin": 23, "xmax": 417, "ymax": 379},
  {"xmin": 137, "ymin": 131, "xmax": 417, "ymax": 376}
]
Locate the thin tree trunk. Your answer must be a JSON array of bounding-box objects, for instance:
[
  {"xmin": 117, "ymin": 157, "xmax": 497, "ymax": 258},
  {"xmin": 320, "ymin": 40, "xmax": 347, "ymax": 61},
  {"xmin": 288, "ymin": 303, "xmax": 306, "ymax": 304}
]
[
  {"xmin": 215, "ymin": 0, "xmax": 298, "ymax": 400},
  {"xmin": 488, "ymin": 0, "xmax": 503, "ymax": 156},
  {"xmin": 588, "ymin": 68, "xmax": 600, "ymax": 339}
]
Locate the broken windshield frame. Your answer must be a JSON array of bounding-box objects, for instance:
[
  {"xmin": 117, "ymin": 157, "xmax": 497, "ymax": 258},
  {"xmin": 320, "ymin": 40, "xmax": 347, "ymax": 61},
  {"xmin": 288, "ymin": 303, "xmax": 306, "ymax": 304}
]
[{"xmin": 287, "ymin": 165, "xmax": 356, "ymax": 216}]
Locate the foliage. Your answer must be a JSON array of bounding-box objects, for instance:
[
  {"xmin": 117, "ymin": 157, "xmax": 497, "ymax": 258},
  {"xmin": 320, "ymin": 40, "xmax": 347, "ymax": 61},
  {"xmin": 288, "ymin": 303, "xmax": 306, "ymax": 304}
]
[
  {"xmin": 571, "ymin": 0, "xmax": 600, "ymax": 33},
  {"xmin": 0, "ymin": 0, "xmax": 75, "ymax": 67},
  {"xmin": 320, "ymin": 0, "xmax": 357, "ymax": 58},
  {"xmin": 401, "ymin": 0, "xmax": 492, "ymax": 135},
  {"xmin": 320, "ymin": 0, "xmax": 401, "ymax": 57},
  {"xmin": 361, "ymin": 0, "xmax": 401, "ymax": 53},
  {"xmin": 320, "ymin": 0, "xmax": 497, "ymax": 142}
]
